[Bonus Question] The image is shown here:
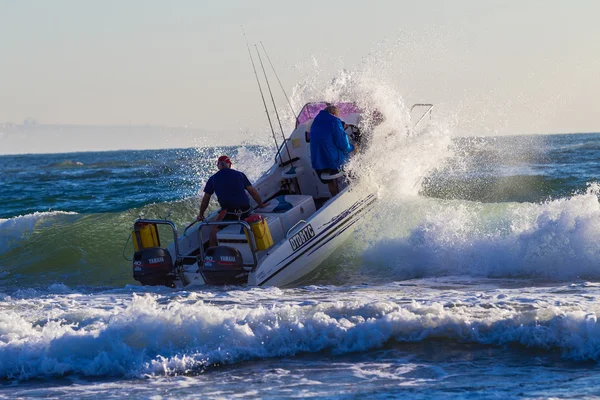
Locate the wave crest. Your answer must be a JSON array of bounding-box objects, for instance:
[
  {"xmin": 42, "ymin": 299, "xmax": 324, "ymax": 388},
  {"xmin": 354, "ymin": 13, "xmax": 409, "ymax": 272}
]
[
  {"xmin": 359, "ymin": 187, "xmax": 600, "ymax": 280},
  {"xmin": 3, "ymin": 288, "xmax": 600, "ymax": 380}
]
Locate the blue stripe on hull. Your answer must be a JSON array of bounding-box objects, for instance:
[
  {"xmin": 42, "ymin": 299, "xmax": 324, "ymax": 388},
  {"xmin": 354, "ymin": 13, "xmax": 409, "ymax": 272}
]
[{"xmin": 258, "ymin": 195, "xmax": 377, "ymax": 286}]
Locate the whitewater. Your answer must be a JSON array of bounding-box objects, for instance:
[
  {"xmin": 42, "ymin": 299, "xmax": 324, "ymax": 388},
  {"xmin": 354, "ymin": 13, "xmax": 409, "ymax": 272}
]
[{"xmin": 3, "ymin": 74, "xmax": 600, "ymax": 397}]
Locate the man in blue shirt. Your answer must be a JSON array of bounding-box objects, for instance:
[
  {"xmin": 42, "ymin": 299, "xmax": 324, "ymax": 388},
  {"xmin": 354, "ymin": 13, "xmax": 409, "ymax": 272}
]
[
  {"xmin": 310, "ymin": 105, "xmax": 355, "ymax": 196},
  {"xmin": 198, "ymin": 155, "xmax": 267, "ymax": 246}
]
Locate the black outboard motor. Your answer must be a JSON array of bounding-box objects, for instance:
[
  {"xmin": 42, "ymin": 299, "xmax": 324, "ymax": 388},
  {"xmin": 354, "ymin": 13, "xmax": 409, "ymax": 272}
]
[
  {"xmin": 201, "ymin": 246, "xmax": 248, "ymax": 285},
  {"xmin": 133, "ymin": 247, "xmax": 175, "ymax": 287}
]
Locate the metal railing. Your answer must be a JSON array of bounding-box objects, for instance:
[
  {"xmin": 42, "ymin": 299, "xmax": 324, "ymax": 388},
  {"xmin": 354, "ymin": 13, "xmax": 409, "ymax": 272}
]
[
  {"xmin": 134, "ymin": 219, "xmax": 200, "ymax": 286},
  {"xmin": 286, "ymin": 220, "xmax": 307, "ymax": 238},
  {"xmin": 410, "ymin": 103, "xmax": 434, "ymax": 132},
  {"xmin": 134, "ymin": 219, "xmax": 181, "ymax": 261},
  {"xmin": 134, "ymin": 219, "xmax": 201, "ymax": 265},
  {"xmin": 195, "ymin": 220, "xmax": 259, "ymax": 270}
]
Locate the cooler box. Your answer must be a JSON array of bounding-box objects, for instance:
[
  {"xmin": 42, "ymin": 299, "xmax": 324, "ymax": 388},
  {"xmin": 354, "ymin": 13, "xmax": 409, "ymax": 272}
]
[{"xmin": 217, "ymin": 215, "xmax": 284, "ymax": 265}]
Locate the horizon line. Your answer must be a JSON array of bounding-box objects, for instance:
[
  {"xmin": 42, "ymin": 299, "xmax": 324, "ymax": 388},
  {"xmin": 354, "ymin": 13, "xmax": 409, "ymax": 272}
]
[{"xmin": 2, "ymin": 131, "xmax": 600, "ymax": 157}]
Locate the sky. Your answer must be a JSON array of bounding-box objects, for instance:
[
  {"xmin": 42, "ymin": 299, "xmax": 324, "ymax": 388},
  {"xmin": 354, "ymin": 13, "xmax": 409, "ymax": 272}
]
[{"xmin": 0, "ymin": 0, "xmax": 599, "ymax": 154}]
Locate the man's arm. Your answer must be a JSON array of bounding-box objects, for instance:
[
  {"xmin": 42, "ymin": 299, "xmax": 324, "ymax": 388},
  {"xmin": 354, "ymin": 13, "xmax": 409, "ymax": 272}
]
[
  {"xmin": 332, "ymin": 121, "xmax": 355, "ymax": 154},
  {"xmin": 197, "ymin": 192, "xmax": 211, "ymax": 220},
  {"xmin": 246, "ymin": 186, "xmax": 267, "ymax": 209}
]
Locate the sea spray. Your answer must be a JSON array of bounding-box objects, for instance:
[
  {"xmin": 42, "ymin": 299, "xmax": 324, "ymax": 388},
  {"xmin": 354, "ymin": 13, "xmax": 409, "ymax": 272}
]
[{"xmin": 359, "ymin": 184, "xmax": 600, "ymax": 281}]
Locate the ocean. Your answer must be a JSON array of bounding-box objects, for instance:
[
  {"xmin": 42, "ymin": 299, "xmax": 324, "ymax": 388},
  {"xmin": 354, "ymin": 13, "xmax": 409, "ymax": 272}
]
[{"xmin": 2, "ymin": 132, "xmax": 600, "ymax": 398}]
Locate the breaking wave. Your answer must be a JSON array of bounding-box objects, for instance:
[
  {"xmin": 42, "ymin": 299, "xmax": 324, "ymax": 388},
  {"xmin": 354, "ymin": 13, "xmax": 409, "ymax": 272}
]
[
  {"xmin": 0, "ymin": 202, "xmax": 199, "ymax": 289},
  {"xmin": 2, "ymin": 283, "xmax": 600, "ymax": 381},
  {"xmin": 358, "ymin": 184, "xmax": 600, "ymax": 282}
]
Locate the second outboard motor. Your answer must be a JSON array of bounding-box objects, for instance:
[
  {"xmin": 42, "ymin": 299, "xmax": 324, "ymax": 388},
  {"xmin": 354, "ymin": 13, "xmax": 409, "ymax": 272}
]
[
  {"xmin": 201, "ymin": 246, "xmax": 247, "ymax": 285},
  {"xmin": 133, "ymin": 247, "xmax": 174, "ymax": 287}
]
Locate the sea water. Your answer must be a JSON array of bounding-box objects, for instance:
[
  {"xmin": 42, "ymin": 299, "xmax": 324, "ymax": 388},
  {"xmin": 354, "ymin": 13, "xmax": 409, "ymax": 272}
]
[{"xmin": 3, "ymin": 130, "xmax": 600, "ymax": 399}]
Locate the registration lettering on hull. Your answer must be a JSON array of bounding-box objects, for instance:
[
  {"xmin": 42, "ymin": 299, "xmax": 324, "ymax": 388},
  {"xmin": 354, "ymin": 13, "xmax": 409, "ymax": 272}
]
[{"xmin": 289, "ymin": 224, "xmax": 315, "ymax": 251}]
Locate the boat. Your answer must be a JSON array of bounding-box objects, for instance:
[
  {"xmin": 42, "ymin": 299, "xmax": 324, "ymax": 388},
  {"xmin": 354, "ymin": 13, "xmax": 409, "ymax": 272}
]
[{"xmin": 130, "ymin": 101, "xmax": 433, "ymax": 288}]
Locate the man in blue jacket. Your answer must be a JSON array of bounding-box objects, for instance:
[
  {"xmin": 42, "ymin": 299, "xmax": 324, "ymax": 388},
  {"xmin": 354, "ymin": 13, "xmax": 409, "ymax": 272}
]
[{"xmin": 310, "ymin": 105, "xmax": 355, "ymax": 195}]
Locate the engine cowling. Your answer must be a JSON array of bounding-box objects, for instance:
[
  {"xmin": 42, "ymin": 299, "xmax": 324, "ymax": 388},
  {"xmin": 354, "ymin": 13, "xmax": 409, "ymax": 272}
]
[
  {"xmin": 132, "ymin": 247, "xmax": 174, "ymax": 287},
  {"xmin": 201, "ymin": 246, "xmax": 248, "ymax": 285}
]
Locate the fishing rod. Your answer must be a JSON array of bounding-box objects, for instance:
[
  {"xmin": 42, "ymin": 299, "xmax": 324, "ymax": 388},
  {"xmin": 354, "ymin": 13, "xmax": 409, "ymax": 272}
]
[
  {"xmin": 260, "ymin": 41, "xmax": 297, "ymax": 122},
  {"xmin": 241, "ymin": 26, "xmax": 282, "ymax": 164},
  {"xmin": 255, "ymin": 44, "xmax": 294, "ymax": 167}
]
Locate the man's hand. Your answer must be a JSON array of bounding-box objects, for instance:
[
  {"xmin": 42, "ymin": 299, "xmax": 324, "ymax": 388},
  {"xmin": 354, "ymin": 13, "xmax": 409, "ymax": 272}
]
[
  {"xmin": 257, "ymin": 201, "xmax": 270, "ymax": 209},
  {"xmin": 247, "ymin": 186, "xmax": 268, "ymax": 210},
  {"xmin": 198, "ymin": 193, "xmax": 211, "ymax": 222}
]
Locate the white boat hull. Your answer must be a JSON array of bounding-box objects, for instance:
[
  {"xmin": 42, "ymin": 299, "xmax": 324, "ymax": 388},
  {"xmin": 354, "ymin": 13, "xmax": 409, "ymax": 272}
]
[
  {"xmin": 174, "ymin": 186, "xmax": 376, "ymax": 289},
  {"xmin": 249, "ymin": 190, "xmax": 376, "ymax": 287},
  {"xmin": 131, "ymin": 101, "xmax": 430, "ymax": 289}
]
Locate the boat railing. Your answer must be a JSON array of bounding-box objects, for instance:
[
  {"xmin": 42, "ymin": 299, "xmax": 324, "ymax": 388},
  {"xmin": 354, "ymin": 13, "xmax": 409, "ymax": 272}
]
[
  {"xmin": 134, "ymin": 219, "xmax": 197, "ymax": 266},
  {"xmin": 196, "ymin": 220, "xmax": 259, "ymax": 270},
  {"xmin": 274, "ymin": 139, "xmax": 300, "ymax": 166},
  {"xmin": 286, "ymin": 219, "xmax": 307, "ymax": 238},
  {"xmin": 410, "ymin": 103, "xmax": 434, "ymax": 132}
]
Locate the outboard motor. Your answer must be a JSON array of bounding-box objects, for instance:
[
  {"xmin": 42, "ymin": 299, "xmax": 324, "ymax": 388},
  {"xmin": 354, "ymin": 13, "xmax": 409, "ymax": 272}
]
[
  {"xmin": 201, "ymin": 246, "xmax": 247, "ymax": 285},
  {"xmin": 133, "ymin": 247, "xmax": 175, "ymax": 287},
  {"xmin": 131, "ymin": 221, "xmax": 175, "ymax": 287}
]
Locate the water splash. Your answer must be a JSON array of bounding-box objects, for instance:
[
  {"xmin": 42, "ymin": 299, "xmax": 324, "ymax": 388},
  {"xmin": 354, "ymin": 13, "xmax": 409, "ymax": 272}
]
[
  {"xmin": 289, "ymin": 59, "xmax": 455, "ymax": 198},
  {"xmin": 359, "ymin": 184, "xmax": 600, "ymax": 281},
  {"xmin": 4, "ymin": 284, "xmax": 600, "ymax": 381}
]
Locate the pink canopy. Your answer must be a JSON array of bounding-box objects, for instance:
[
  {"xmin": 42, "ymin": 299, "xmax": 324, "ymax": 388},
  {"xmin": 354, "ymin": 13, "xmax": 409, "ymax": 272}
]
[{"xmin": 295, "ymin": 102, "xmax": 361, "ymax": 127}]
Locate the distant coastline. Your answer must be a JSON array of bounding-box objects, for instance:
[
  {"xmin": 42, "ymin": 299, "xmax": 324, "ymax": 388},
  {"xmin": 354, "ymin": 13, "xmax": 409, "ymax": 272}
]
[{"xmin": 0, "ymin": 124, "xmax": 264, "ymax": 155}]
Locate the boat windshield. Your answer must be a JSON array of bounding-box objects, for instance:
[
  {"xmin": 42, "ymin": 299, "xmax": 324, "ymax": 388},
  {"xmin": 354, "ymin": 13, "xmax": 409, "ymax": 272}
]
[{"xmin": 295, "ymin": 102, "xmax": 361, "ymax": 127}]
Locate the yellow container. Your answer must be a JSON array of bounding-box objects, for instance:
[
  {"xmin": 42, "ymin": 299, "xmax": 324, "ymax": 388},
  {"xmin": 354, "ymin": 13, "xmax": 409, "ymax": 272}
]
[
  {"xmin": 133, "ymin": 223, "xmax": 160, "ymax": 251},
  {"xmin": 245, "ymin": 215, "xmax": 273, "ymax": 251}
]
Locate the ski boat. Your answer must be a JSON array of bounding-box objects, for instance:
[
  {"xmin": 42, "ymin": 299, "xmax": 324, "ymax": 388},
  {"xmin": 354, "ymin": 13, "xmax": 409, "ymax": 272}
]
[{"xmin": 130, "ymin": 102, "xmax": 432, "ymax": 288}]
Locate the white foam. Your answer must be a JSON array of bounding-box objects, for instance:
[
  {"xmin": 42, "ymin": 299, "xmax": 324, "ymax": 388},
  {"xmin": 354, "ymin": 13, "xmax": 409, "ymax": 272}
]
[
  {"xmin": 0, "ymin": 211, "xmax": 79, "ymax": 225},
  {"xmin": 3, "ymin": 286, "xmax": 600, "ymax": 380},
  {"xmin": 289, "ymin": 61, "xmax": 455, "ymax": 198},
  {"xmin": 359, "ymin": 184, "xmax": 600, "ymax": 281}
]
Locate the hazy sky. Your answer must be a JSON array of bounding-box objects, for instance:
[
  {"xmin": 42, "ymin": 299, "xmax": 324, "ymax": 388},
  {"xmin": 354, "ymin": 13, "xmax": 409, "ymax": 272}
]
[{"xmin": 1, "ymin": 0, "xmax": 599, "ymax": 154}]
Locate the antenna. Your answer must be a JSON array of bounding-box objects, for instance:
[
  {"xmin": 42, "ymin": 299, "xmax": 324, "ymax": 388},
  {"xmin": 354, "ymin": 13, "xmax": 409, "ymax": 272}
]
[
  {"xmin": 260, "ymin": 41, "xmax": 297, "ymax": 120},
  {"xmin": 241, "ymin": 26, "xmax": 282, "ymax": 164},
  {"xmin": 255, "ymin": 44, "xmax": 294, "ymax": 167}
]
